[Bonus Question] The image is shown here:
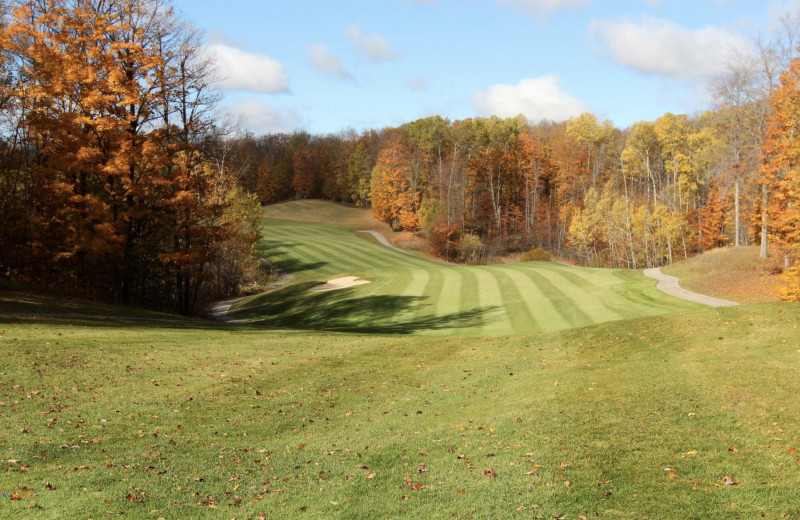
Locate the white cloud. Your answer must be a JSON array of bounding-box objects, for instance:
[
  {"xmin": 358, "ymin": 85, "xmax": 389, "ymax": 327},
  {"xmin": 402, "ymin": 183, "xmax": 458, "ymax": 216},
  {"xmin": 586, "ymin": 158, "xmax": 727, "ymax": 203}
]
[
  {"xmin": 470, "ymin": 76, "xmax": 588, "ymax": 122},
  {"xmin": 221, "ymin": 99, "xmax": 303, "ymax": 134},
  {"xmin": 591, "ymin": 17, "xmax": 751, "ymax": 79},
  {"xmin": 205, "ymin": 43, "xmax": 289, "ymax": 93},
  {"xmin": 344, "ymin": 25, "xmax": 396, "ymax": 62},
  {"xmin": 409, "ymin": 75, "xmax": 426, "ymax": 90},
  {"xmin": 498, "ymin": 0, "xmax": 590, "ymax": 22},
  {"xmin": 307, "ymin": 43, "xmax": 353, "ymax": 80}
]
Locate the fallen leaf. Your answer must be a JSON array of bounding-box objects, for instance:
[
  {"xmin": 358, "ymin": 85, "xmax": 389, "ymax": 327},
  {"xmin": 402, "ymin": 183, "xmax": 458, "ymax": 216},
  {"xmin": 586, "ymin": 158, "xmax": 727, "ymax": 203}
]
[
  {"xmin": 484, "ymin": 469, "xmax": 496, "ymax": 478},
  {"xmin": 669, "ymin": 471, "xmax": 678, "ymax": 479},
  {"xmin": 721, "ymin": 476, "xmax": 739, "ymax": 486},
  {"xmin": 788, "ymin": 447, "xmax": 798, "ymax": 454}
]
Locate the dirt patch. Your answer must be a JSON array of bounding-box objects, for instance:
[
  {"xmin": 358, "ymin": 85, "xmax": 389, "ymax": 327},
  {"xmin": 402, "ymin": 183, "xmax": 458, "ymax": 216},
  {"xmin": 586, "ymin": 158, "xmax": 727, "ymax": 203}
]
[{"xmin": 308, "ymin": 276, "xmax": 371, "ymax": 292}]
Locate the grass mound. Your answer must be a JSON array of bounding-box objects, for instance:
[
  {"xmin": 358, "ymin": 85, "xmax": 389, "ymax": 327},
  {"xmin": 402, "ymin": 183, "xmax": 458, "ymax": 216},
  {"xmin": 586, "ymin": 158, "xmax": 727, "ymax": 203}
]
[
  {"xmin": 0, "ymin": 304, "xmax": 799, "ymax": 519},
  {"xmin": 663, "ymin": 247, "xmax": 783, "ymax": 304}
]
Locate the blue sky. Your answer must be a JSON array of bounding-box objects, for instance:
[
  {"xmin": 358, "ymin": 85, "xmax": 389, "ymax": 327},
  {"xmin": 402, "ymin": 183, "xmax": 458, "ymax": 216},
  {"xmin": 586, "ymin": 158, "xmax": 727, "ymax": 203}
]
[{"xmin": 171, "ymin": 0, "xmax": 799, "ymax": 134}]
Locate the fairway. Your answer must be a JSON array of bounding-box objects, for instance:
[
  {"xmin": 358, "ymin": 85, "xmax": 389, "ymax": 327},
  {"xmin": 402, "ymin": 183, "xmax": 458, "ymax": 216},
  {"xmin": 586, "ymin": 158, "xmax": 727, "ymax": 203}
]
[{"xmin": 229, "ymin": 201, "xmax": 700, "ymax": 335}]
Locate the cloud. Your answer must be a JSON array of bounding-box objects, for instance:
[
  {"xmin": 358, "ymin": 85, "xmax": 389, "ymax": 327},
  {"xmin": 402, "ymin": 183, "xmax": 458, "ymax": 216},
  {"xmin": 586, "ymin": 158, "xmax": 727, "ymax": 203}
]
[
  {"xmin": 344, "ymin": 25, "xmax": 397, "ymax": 62},
  {"xmin": 221, "ymin": 99, "xmax": 303, "ymax": 134},
  {"xmin": 470, "ymin": 76, "xmax": 588, "ymax": 122},
  {"xmin": 591, "ymin": 17, "xmax": 751, "ymax": 79},
  {"xmin": 498, "ymin": 0, "xmax": 590, "ymax": 22},
  {"xmin": 409, "ymin": 75, "xmax": 426, "ymax": 90},
  {"xmin": 307, "ymin": 43, "xmax": 353, "ymax": 79},
  {"xmin": 205, "ymin": 43, "xmax": 289, "ymax": 93}
]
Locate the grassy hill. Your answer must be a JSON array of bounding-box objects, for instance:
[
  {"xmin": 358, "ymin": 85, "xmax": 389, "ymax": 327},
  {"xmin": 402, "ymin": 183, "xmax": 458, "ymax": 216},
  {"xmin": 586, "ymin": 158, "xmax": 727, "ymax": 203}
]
[
  {"xmin": 2, "ymin": 200, "xmax": 799, "ymax": 519},
  {"xmin": 662, "ymin": 246, "xmax": 783, "ymax": 304},
  {"xmin": 232, "ymin": 200, "xmax": 700, "ymax": 335}
]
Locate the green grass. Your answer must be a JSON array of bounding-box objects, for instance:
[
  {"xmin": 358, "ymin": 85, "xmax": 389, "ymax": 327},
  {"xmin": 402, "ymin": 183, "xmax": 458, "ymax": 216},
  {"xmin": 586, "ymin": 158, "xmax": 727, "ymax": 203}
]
[
  {"xmin": 1, "ymin": 201, "xmax": 798, "ymax": 519},
  {"xmin": 231, "ymin": 201, "xmax": 700, "ymax": 335},
  {"xmin": 1, "ymin": 306, "xmax": 799, "ymax": 519},
  {"xmin": 0, "ymin": 291, "xmax": 195, "ymax": 322}
]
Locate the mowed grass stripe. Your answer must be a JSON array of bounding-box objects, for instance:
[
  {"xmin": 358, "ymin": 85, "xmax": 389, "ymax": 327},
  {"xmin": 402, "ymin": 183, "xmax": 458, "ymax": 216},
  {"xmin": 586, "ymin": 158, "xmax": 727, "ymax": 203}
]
[
  {"xmin": 519, "ymin": 268, "xmax": 593, "ymax": 328},
  {"xmin": 433, "ymin": 267, "xmax": 463, "ymax": 320},
  {"xmin": 233, "ymin": 202, "xmax": 706, "ymax": 335},
  {"xmin": 487, "ymin": 268, "xmax": 542, "ymax": 332},
  {"xmin": 499, "ymin": 266, "xmax": 572, "ymax": 330},
  {"xmin": 522, "ymin": 266, "xmax": 627, "ymax": 324},
  {"xmin": 472, "ymin": 267, "xmax": 514, "ymax": 335}
]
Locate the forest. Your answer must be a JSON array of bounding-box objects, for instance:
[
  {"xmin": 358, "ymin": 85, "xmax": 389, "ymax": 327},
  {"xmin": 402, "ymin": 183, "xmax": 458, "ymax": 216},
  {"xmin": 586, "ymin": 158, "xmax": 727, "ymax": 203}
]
[{"xmin": 4, "ymin": 0, "xmax": 800, "ymax": 311}]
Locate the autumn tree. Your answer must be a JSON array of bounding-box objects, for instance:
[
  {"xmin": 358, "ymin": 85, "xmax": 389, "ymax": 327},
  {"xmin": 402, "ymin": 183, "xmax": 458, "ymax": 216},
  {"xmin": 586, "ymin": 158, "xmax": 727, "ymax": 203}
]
[
  {"xmin": 1, "ymin": 0, "xmax": 255, "ymax": 313},
  {"xmin": 347, "ymin": 142, "xmax": 372, "ymax": 207},
  {"xmin": 759, "ymin": 42, "xmax": 800, "ymax": 298},
  {"xmin": 371, "ymin": 132, "xmax": 419, "ymax": 231}
]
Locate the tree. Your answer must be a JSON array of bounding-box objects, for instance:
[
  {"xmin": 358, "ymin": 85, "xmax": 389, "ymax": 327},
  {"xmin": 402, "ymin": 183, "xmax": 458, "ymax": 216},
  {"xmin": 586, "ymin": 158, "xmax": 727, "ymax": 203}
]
[
  {"xmin": 1, "ymin": 0, "xmax": 248, "ymax": 313},
  {"xmin": 348, "ymin": 142, "xmax": 372, "ymax": 207},
  {"xmin": 760, "ymin": 44, "xmax": 800, "ymax": 295},
  {"xmin": 371, "ymin": 132, "xmax": 419, "ymax": 231}
]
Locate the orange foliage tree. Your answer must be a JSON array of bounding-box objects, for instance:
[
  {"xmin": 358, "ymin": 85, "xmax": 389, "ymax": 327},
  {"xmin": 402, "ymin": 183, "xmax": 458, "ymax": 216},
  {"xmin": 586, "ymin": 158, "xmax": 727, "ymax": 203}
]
[
  {"xmin": 0, "ymin": 0, "xmax": 249, "ymax": 313},
  {"xmin": 371, "ymin": 132, "xmax": 420, "ymax": 231},
  {"xmin": 760, "ymin": 49, "xmax": 800, "ymax": 299}
]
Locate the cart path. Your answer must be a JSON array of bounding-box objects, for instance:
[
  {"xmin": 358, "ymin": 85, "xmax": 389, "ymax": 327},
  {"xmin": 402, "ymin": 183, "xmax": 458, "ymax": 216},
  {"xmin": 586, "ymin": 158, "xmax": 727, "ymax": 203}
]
[{"xmin": 644, "ymin": 267, "xmax": 739, "ymax": 307}]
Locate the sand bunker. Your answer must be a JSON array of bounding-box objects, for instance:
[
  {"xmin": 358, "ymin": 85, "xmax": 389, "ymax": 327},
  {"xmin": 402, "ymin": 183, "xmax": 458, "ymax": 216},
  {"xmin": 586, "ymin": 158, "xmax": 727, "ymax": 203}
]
[{"xmin": 308, "ymin": 276, "xmax": 371, "ymax": 292}]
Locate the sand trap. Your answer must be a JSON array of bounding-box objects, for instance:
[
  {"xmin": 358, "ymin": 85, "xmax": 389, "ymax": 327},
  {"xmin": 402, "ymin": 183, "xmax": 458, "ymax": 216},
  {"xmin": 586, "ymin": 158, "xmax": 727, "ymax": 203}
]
[{"xmin": 308, "ymin": 276, "xmax": 371, "ymax": 292}]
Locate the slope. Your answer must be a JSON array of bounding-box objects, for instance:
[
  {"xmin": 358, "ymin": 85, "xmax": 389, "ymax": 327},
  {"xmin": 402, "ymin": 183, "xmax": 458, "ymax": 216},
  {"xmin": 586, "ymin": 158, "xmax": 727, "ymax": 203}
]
[{"xmin": 229, "ymin": 201, "xmax": 700, "ymax": 335}]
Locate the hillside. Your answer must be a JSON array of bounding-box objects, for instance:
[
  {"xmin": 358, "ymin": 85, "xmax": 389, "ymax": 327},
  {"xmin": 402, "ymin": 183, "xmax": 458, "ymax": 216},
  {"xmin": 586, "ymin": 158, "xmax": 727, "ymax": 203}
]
[
  {"xmin": 229, "ymin": 201, "xmax": 701, "ymax": 335},
  {"xmin": 662, "ymin": 247, "xmax": 783, "ymax": 304}
]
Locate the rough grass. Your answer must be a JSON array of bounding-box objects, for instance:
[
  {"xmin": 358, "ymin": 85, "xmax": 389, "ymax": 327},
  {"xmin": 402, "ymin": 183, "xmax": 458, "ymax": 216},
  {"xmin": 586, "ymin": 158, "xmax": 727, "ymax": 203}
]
[
  {"xmin": 262, "ymin": 199, "xmax": 393, "ymax": 232},
  {"xmin": 0, "ymin": 305, "xmax": 799, "ymax": 519},
  {"xmin": 0, "ymin": 291, "xmax": 193, "ymax": 321},
  {"xmin": 231, "ymin": 202, "xmax": 700, "ymax": 335},
  {"xmin": 663, "ymin": 247, "xmax": 783, "ymax": 304}
]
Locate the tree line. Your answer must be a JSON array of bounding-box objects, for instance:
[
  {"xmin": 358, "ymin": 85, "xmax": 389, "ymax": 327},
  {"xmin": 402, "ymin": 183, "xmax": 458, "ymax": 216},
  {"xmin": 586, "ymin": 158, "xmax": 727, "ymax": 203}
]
[
  {"xmin": 4, "ymin": 0, "xmax": 800, "ymax": 308},
  {"xmin": 216, "ymin": 12, "xmax": 800, "ymax": 300},
  {"xmin": 0, "ymin": 0, "xmax": 266, "ymax": 314}
]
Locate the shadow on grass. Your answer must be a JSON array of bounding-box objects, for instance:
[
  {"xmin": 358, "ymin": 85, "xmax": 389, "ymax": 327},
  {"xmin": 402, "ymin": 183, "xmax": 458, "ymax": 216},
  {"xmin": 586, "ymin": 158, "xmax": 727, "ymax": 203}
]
[
  {"xmin": 0, "ymin": 314, "xmax": 222, "ymax": 330},
  {"xmin": 232, "ymin": 282, "xmax": 499, "ymax": 334},
  {"xmin": 259, "ymin": 241, "xmax": 329, "ymax": 275}
]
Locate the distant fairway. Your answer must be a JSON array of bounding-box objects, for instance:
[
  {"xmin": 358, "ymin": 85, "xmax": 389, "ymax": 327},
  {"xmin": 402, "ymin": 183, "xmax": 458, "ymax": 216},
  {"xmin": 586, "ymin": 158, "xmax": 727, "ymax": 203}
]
[{"xmin": 230, "ymin": 201, "xmax": 700, "ymax": 334}]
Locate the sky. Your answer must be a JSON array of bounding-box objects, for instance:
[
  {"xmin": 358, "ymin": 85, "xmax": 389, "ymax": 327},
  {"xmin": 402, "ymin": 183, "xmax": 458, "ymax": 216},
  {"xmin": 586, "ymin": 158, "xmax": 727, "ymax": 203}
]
[{"xmin": 169, "ymin": 0, "xmax": 800, "ymax": 135}]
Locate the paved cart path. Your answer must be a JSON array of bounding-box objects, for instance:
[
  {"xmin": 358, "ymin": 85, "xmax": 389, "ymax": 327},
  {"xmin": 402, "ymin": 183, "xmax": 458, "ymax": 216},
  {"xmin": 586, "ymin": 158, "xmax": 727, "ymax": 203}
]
[{"xmin": 644, "ymin": 267, "xmax": 739, "ymax": 307}]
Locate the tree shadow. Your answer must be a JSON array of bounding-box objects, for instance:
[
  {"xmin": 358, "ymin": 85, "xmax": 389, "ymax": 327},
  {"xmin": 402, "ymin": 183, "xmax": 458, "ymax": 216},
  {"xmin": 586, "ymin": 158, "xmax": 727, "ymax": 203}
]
[
  {"xmin": 259, "ymin": 241, "xmax": 328, "ymax": 274},
  {"xmin": 232, "ymin": 282, "xmax": 499, "ymax": 334}
]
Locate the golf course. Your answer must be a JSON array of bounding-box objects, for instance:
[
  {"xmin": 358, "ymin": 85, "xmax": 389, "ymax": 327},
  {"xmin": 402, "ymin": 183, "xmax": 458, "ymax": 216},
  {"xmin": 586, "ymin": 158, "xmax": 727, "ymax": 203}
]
[
  {"xmin": 228, "ymin": 201, "xmax": 701, "ymax": 335},
  {"xmin": 1, "ymin": 200, "xmax": 799, "ymax": 519}
]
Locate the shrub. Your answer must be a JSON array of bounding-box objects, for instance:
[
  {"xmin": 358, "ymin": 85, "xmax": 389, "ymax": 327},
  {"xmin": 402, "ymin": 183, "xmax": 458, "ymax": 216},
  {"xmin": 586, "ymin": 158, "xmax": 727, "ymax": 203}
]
[
  {"xmin": 520, "ymin": 248, "xmax": 552, "ymax": 262},
  {"xmin": 457, "ymin": 234, "xmax": 484, "ymax": 264}
]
